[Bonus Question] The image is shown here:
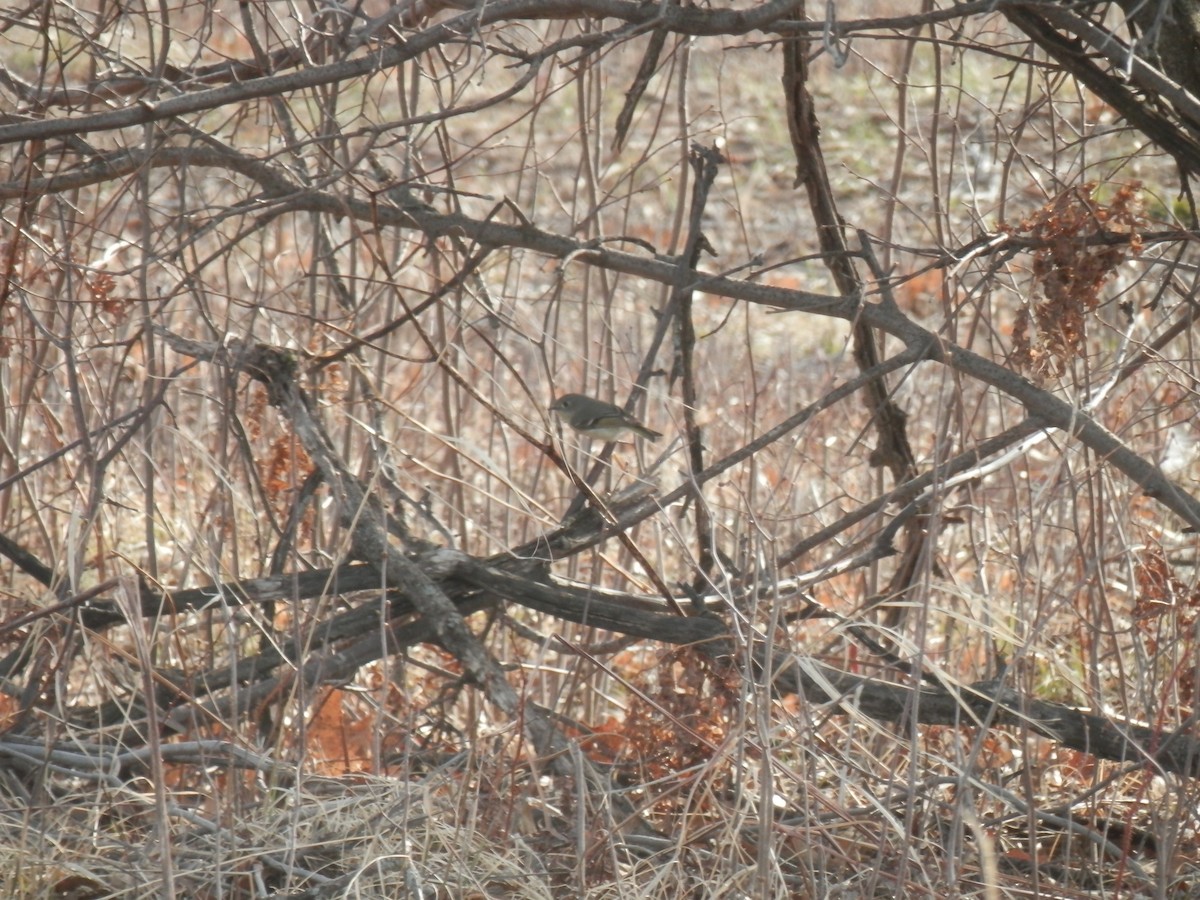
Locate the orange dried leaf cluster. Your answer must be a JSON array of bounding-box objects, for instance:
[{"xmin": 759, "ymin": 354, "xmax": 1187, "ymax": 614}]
[
  {"xmin": 1009, "ymin": 182, "xmax": 1144, "ymax": 374},
  {"xmin": 1133, "ymin": 548, "xmax": 1200, "ymax": 624},
  {"xmin": 1133, "ymin": 548, "xmax": 1200, "ymax": 708},
  {"xmin": 590, "ymin": 648, "xmax": 739, "ymax": 807},
  {"xmin": 86, "ymin": 272, "xmax": 127, "ymax": 319},
  {"xmin": 305, "ymin": 687, "xmax": 376, "ymax": 774},
  {"xmin": 263, "ymin": 433, "xmax": 315, "ymax": 503}
]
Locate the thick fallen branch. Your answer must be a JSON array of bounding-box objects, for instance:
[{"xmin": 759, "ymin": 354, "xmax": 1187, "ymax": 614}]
[{"xmin": 49, "ymin": 544, "xmax": 1200, "ymax": 779}]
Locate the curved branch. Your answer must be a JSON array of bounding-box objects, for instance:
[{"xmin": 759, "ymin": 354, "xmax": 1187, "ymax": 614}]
[{"xmin": 21, "ymin": 137, "xmax": 1185, "ymax": 532}]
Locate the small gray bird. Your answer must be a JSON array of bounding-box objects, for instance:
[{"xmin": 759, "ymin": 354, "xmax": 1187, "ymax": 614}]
[{"xmin": 549, "ymin": 393, "xmax": 661, "ymax": 442}]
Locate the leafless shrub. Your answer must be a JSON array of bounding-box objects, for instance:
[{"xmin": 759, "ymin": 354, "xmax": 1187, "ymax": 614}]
[{"xmin": 3, "ymin": 0, "xmax": 1200, "ymax": 896}]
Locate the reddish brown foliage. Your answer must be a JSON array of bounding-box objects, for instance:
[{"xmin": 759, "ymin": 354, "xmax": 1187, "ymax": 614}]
[{"xmin": 1009, "ymin": 182, "xmax": 1145, "ymax": 374}]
